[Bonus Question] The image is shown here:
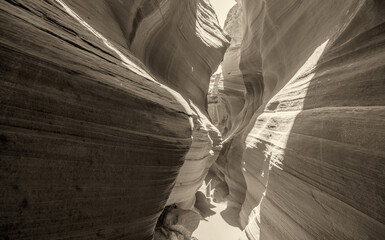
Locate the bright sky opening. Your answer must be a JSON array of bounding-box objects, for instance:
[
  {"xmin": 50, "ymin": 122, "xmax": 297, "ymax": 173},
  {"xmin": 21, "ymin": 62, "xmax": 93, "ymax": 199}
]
[{"xmin": 209, "ymin": 0, "xmax": 236, "ymax": 27}]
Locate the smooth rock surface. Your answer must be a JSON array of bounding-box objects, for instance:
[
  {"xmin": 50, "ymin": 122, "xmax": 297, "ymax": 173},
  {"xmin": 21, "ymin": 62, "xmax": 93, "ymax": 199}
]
[
  {"xmin": 209, "ymin": 0, "xmax": 385, "ymax": 239},
  {"xmin": 64, "ymin": 0, "xmax": 230, "ymax": 210},
  {"xmin": 113, "ymin": 0, "xmax": 230, "ymax": 209},
  {"xmin": 0, "ymin": 0, "xmax": 228, "ymax": 239},
  {"xmin": 2, "ymin": 0, "xmax": 385, "ymax": 239},
  {"xmin": 208, "ymin": 5, "xmax": 248, "ymax": 222},
  {"xmin": 208, "ymin": 3, "xmax": 245, "ymax": 138}
]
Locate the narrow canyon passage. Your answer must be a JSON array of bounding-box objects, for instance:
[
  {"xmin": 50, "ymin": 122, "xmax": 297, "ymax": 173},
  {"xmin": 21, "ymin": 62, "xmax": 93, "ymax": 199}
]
[{"xmin": 0, "ymin": 0, "xmax": 384, "ymax": 240}]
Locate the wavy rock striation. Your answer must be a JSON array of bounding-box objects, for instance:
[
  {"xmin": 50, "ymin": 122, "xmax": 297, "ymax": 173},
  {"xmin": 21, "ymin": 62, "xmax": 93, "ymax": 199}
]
[
  {"xmin": 113, "ymin": 0, "xmax": 230, "ymax": 209},
  {"xmin": 207, "ymin": 4, "xmax": 247, "ymax": 214},
  {"xmin": 2, "ymin": 0, "xmax": 384, "ymax": 239},
  {"xmin": 208, "ymin": 3, "xmax": 245, "ymax": 138},
  {"xmin": 64, "ymin": 0, "xmax": 230, "ymax": 211},
  {"xmin": 210, "ymin": 0, "xmax": 385, "ymax": 239},
  {"xmin": 0, "ymin": 0, "xmax": 228, "ymax": 239}
]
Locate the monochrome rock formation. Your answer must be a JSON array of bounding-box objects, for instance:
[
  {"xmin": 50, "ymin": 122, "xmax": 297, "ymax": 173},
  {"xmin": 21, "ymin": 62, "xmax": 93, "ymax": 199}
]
[
  {"xmin": 208, "ymin": 3, "xmax": 245, "ymax": 138},
  {"xmin": 0, "ymin": 0, "xmax": 227, "ymax": 239},
  {"xmin": 1, "ymin": 0, "xmax": 384, "ymax": 239},
  {"xmin": 210, "ymin": 0, "xmax": 385, "ymax": 239}
]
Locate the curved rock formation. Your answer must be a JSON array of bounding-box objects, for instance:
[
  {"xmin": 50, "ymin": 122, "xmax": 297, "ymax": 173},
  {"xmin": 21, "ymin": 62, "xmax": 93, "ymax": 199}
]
[
  {"xmin": 0, "ymin": 0, "xmax": 228, "ymax": 239},
  {"xmin": 112, "ymin": 0, "xmax": 230, "ymax": 210},
  {"xmin": 208, "ymin": 3, "xmax": 245, "ymax": 138},
  {"xmin": 64, "ymin": 0, "xmax": 230, "ymax": 210},
  {"xmin": 2, "ymin": 0, "xmax": 385, "ymax": 239},
  {"xmin": 207, "ymin": 4, "xmax": 248, "ymax": 217},
  {"xmin": 209, "ymin": 0, "xmax": 385, "ymax": 239}
]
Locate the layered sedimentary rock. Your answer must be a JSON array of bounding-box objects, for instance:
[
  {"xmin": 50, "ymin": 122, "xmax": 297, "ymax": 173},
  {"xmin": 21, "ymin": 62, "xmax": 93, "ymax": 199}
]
[
  {"xmin": 208, "ymin": 3, "xmax": 245, "ymax": 138},
  {"xmin": 211, "ymin": 0, "xmax": 385, "ymax": 239},
  {"xmin": 0, "ymin": 0, "xmax": 228, "ymax": 239},
  {"xmin": 113, "ymin": 0, "xmax": 229, "ymax": 209},
  {"xmin": 63, "ymin": 0, "xmax": 230, "ymax": 211},
  {"xmin": 2, "ymin": 0, "xmax": 385, "ymax": 239},
  {"xmin": 207, "ymin": 4, "xmax": 247, "ymax": 215}
]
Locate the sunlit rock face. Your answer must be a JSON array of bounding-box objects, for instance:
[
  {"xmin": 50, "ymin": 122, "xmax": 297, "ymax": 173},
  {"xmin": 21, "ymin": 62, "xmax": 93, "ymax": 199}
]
[
  {"xmin": 208, "ymin": 3, "xmax": 245, "ymax": 137},
  {"xmin": 207, "ymin": 4, "xmax": 247, "ymax": 213},
  {"xmin": 2, "ymin": 0, "xmax": 384, "ymax": 239},
  {"xmin": 0, "ymin": 0, "xmax": 228, "ymax": 239},
  {"xmin": 108, "ymin": 0, "xmax": 230, "ymax": 209},
  {"xmin": 212, "ymin": 0, "xmax": 385, "ymax": 239},
  {"xmin": 64, "ymin": 0, "xmax": 230, "ymax": 210}
]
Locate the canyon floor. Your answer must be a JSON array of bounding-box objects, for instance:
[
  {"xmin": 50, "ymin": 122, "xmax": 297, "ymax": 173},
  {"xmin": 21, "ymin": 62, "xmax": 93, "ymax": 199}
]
[{"xmin": 193, "ymin": 174, "xmax": 242, "ymax": 240}]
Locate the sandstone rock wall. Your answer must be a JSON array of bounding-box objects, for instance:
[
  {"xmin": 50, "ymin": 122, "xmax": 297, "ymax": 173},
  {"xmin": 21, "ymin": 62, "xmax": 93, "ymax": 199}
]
[
  {"xmin": 208, "ymin": 4, "xmax": 245, "ymax": 138},
  {"xmin": 207, "ymin": 5, "xmax": 247, "ymax": 214},
  {"xmin": 2, "ymin": 0, "xmax": 385, "ymax": 239},
  {"xmin": 63, "ymin": 0, "xmax": 230, "ymax": 211},
  {"xmin": 63, "ymin": 0, "xmax": 229, "ymax": 210},
  {"xmin": 211, "ymin": 0, "xmax": 385, "ymax": 239},
  {"xmin": 115, "ymin": 0, "xmax": 230, "ymax": 209},
  {"xmin": 0, "ymin": 0, "xmax": 227, "ymax": 239}
]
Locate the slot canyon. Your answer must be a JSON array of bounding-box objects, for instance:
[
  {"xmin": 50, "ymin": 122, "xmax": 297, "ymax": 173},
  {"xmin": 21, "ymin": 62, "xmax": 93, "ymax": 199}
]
[{"xmin": 0, "ymin": 0, "xmax": 384, "ymax": 239}]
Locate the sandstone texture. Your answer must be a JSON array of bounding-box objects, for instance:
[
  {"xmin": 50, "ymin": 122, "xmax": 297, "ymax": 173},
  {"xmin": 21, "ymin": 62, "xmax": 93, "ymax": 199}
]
[
  {"xmin": 64, "ymin": 0, "xmax": 230, "ymax": 210},
  {"xmin": 208, "ymin": 3, "xmax": 245, "ymax": 138},
  {"xmin": 109, "ymin": 0, "xmax": 230, "ymax": 210},
  {"xmin": 0, "ymin": 0, "xmax": 228, "ymax": 239},
  {"xmin": 207, "ymin": 5, "xmax": 247, "ymax": 214},
  {"xmin": 209, "ymin": 0, "xmax": 385, "ymax": 239},
  {"xmin": 1, "ymin": 0, "xmax": 385, "ymax": 239}
]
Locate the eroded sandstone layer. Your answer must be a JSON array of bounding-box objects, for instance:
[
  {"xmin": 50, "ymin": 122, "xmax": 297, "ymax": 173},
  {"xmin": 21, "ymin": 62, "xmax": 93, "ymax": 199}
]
[
  {"xmin": 116, "ymin": 0, "xmax": 230, "ymax": 210},
  {"xmin": 2, "ymin": 0, "xmax": 385, "ymax": 239},
  {"xmin": 208, "ymin": 4, "xmax": 248, "ymax": 213},
  {"xmin": 210, "ymin": 0, "xmax": 385, "ymax": 239},
  {"xmin": 63, "ymin": 0, "xmax": 230, "ymax": 211},
  {"xmin": 0, "ymin": 0, "xmax": 228, "ymax": 239},
  {"xmin": 208, "ymin": 3, "xmax": 245, "ymax": 139}
]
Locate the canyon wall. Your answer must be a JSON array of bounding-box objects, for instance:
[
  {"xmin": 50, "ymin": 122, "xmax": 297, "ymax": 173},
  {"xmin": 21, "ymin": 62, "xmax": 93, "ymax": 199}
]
[
  {"xmin": 211, "ymin": 0, "xmax": 385, "ymax": 239},
  {"xmin": 208, "ymin": 4, "xmax": 248, "ymax": 211},
  {"xmin": 0, "ymin": 0, "xmax": 227, "ymax": 239},
  {"xmin": 118, "ymin": 0, "xmax": 230, "ymax": 209},
  {"xmin": 208, "ymin": 3, "xmax": 245, "ymax": 138},
  {"xmin": 65, "ymin": 0, "xmax": 229, "ymax": 211},
  {"xmin": 2, "ymin": 0, "xmax": 385, "ymax": 239}
]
